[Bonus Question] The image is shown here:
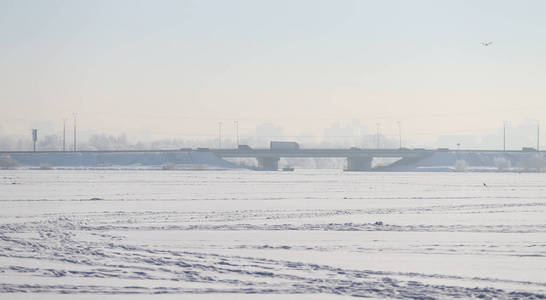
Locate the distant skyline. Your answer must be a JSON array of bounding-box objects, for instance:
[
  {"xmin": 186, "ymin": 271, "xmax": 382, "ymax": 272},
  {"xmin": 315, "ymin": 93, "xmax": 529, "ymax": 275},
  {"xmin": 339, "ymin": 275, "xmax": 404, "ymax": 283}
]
[{"xmin": 1, "ymin": 0, "xmax": 546, "ymax": 149}]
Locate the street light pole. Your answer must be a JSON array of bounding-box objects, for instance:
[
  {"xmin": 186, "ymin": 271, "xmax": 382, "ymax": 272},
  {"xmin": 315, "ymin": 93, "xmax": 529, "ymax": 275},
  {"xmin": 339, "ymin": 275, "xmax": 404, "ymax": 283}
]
[
  {"xmin": 218, "ymin": 122, "xmax": 222, "ymax": 149},
  {"xmin": 503, "ymin": 121, "xmax": 506, "ymax": 151},
  {"xmin": 234, "ymin": 120, "xmax": 239, "ymax": 147},
  {"xmin": 63, "ymin": 119, "xmax": 66, "ymax": 152},
  {"xmin": 73, "ymin": 113, "xmax": 77, "ymax": 152},
  {"xmin": 397, "ymin": 121, "xmax": 402, "ymax": 149},
  {"xmin": 376, "ymin": 123, "xmax": 380, "ymax": 149},
  {"xmin": 537, "ymin": 121, "xmax": 540, "ymax": 151}
]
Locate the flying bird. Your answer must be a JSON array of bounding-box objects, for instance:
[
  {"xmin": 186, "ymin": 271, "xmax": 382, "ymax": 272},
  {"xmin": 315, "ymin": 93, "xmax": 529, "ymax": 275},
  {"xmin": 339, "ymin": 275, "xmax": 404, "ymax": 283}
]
[{"xmin": 482, "ymin": 41, "xmax": 493, "ymax": 46}]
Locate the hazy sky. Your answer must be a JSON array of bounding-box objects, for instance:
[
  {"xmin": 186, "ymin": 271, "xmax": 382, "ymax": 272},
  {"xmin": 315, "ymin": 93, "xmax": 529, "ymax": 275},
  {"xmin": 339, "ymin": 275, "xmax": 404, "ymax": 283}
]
[{"xmin": 1, "ymin": 0, "xmax": 546, "ymax": 147}]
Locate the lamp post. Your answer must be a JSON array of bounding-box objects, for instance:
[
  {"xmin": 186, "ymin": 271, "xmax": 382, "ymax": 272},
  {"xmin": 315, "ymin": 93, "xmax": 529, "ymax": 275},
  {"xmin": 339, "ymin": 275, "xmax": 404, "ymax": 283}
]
[
  {"xmin": 73, "ymin": 113, "xmax": 77, "ymax": 152},
  {"xmin": 62, "ymin": 119, "xmax": 66, "ymax": 151},
  {"xmin": 397, "ymin": 121, "xmax": 402, "ymax": 149},
  {"xmin": 537, "ymin": 121, "xmax": 540, "ymax": 151},
  {"xmin": 234, "ymin": 120, "xmax": 239, "ymax": 147},
  {"xmin": 503, "ymin": 121, "xmax": 510, "ymax": 151},
  {"xmin": 218, "ymin": 122, "xmax": 222, "ymax": 149},
  {"xmin": 376, "ymin": 123, "xmax": 380, "ymax": 149}
]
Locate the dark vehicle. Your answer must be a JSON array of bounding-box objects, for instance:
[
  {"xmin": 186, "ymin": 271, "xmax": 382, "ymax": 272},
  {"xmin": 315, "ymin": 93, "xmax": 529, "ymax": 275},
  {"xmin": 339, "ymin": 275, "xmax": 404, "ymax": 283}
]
[
  {"xmin": 196, "ymin": 148, "xmax": 210, "ymax": 151},
  {"xmin": 237, "ymin": 145, "xmax": 252, "ymax": 150},
  {"xmin": 522, "ymin": 147, "xmax": 537, "ymax": 152},
  {"xmin": 270, "ymin": 141, "xmax": 300, "ymax": 150}
]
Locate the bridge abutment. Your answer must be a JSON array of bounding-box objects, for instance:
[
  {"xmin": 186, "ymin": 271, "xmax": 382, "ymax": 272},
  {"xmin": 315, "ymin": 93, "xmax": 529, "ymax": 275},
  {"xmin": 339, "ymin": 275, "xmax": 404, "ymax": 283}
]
[
  {"xmin": 257, "ymin": 157, "xmax": 279, "ymax": 170},
  {"xmin": 345, "ymin": 156, "xmax": 372, "ymax": 171}
]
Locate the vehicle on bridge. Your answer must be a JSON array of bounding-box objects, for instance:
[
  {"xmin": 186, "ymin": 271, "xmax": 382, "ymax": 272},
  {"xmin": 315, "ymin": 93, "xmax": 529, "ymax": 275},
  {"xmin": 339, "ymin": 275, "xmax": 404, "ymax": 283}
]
[
  {"xmin": 237, "ymin": 145, "xmax": 252, "ymax": 150},
  {"xmin": 270, "ymin": 141, "xmax": 300, "ymax": 150}
]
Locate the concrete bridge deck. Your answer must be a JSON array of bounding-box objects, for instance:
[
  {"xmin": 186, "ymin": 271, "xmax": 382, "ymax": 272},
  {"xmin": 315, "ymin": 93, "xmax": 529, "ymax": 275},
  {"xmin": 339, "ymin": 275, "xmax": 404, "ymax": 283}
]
[
  {"xmin": 1, "ymin": 148, "xmax": 543, "ymax": 171},
  {"xmin": 210, "ymin": 148, "xmax": 545, "ymax": 170},
  {"xmin": 212, "ymin": 148, "xmax": 432, "ymax": 158},
  {"xmin": 211, "ymin": 148, "xmax": 434, "ymax": 170},
  {"xmin": 2, "ymin": 148, "xmax": 538, "ymax": 155}
]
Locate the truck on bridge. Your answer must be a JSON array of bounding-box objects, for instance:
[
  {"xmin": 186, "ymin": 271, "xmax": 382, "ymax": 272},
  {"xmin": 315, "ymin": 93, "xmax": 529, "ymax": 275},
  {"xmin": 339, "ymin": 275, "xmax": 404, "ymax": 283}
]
[{"xmin": 270, "ymin": 141, "xmax": 299, "ymax": 150}]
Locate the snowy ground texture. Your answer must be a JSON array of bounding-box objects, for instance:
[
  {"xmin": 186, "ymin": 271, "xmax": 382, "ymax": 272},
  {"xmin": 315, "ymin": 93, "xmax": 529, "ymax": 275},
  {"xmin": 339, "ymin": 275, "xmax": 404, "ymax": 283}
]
[{"xmin": 0, "ymin": 170, "xmax": 545, "ymax": 299}]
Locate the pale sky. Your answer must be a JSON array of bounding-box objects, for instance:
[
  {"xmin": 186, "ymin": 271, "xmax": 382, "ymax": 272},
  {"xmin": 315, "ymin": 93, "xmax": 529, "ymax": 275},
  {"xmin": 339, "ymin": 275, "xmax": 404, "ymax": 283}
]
[{"xmin": 1, "ymin": 0, "xmax": 546, "ymax": 148}]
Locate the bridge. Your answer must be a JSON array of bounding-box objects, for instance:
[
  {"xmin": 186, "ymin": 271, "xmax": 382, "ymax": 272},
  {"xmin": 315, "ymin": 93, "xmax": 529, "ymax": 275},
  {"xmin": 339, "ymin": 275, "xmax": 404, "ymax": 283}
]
[
  {"xmin": 211, "ymin": 148, "xmax": 434, "ymax": 171},
  {"xmin": 1, "ymin": 148, "xmax": 543, "ymax": 171}
]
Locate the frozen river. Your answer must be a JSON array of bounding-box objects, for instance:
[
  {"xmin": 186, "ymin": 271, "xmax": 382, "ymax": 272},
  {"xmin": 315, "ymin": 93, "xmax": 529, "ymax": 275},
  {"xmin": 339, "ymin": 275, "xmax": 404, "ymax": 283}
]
[{"xmin": 0, "ymin": 170, "xmax": 545, "ymax": 299}]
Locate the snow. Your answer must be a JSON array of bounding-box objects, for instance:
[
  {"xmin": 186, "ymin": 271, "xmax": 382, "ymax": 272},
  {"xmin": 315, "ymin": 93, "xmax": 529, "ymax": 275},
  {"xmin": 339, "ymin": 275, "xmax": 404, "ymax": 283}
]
[{"xmin": 0, "ymin": 169, "xmax": 545, "ymax": 298}]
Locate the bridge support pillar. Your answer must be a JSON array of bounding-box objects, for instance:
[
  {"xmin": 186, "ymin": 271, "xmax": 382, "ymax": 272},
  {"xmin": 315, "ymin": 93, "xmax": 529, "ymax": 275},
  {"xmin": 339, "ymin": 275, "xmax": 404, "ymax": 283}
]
[
  {"xmin": 345, "ymin": 156, "xmax": 372, "ymax": 171},
  {"xmin": 257, "ymin": 157, "xmax": 279, "ymax": 170}
]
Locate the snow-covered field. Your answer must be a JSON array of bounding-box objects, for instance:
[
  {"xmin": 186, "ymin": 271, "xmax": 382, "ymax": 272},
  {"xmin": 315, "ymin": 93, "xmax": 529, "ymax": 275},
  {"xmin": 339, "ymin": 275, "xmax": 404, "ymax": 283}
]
[{"xmin": 0, "ymin": 170, "xmax": 545, "ymax": 299}]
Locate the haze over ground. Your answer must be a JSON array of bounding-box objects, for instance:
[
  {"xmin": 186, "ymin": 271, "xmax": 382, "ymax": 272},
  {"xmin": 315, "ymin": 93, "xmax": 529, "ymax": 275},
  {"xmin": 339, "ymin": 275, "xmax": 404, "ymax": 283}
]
[{"xmin": 1, "ymin": 0, "xmax": 546, "ymax": 150}]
